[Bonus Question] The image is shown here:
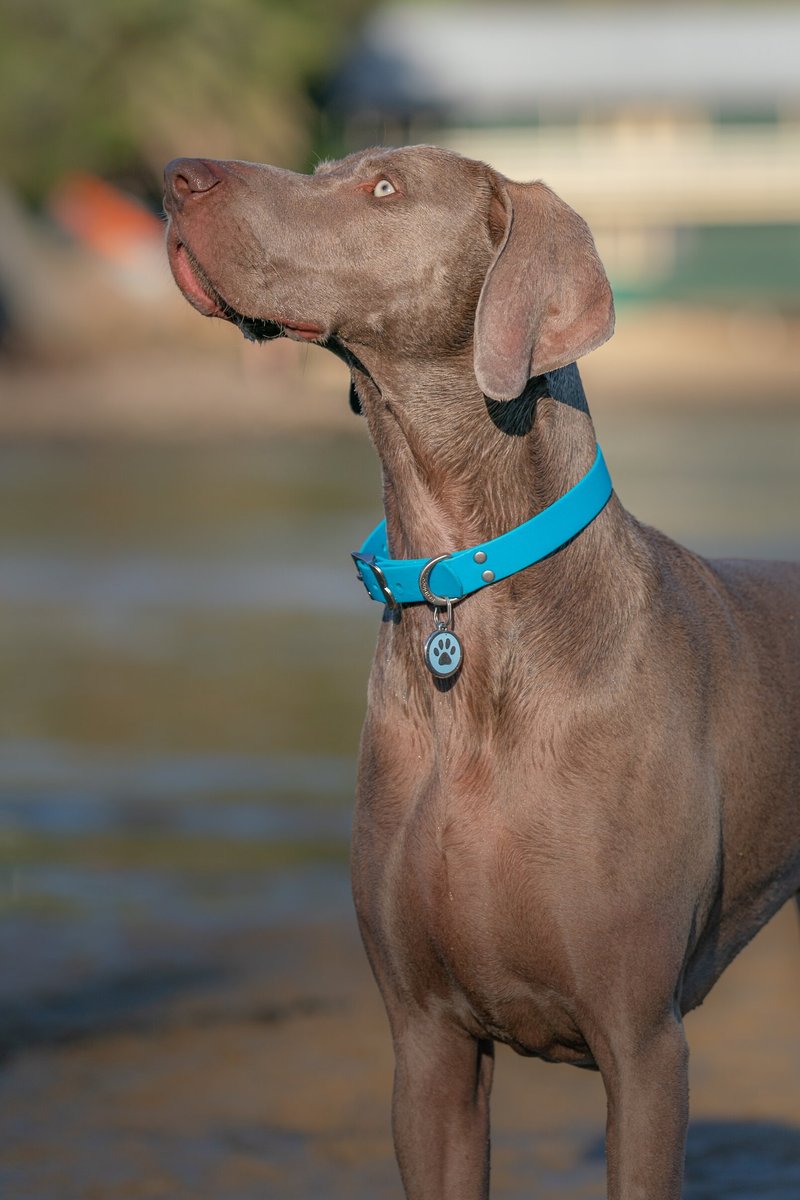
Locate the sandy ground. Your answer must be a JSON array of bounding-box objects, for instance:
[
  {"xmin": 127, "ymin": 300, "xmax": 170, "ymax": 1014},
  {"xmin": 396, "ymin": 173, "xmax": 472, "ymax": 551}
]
[{"xmin": 1, "ymin": 900, "xmax": 799, "ymax": 1199}]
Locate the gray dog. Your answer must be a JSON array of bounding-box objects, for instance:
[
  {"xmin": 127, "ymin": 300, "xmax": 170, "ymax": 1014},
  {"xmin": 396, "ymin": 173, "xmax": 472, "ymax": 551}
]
[{"xmin": 164, "ymin": 144, "xmax": 800, "ymax": 1200}]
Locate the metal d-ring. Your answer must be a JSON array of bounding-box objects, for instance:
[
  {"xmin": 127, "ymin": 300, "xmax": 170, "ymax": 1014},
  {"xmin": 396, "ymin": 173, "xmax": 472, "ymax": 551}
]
[{"xmin": 418, "ymin": 553, "xmax": 458, "ymax": 608}]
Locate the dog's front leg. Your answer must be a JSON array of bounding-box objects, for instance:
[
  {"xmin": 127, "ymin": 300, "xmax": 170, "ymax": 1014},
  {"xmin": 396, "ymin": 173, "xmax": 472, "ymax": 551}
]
[
  {"xmin": 390, "ymin": 1013, "xmax": 494, "ymax": 1200},
  {"xmin": 595, "ymin": 1015, "xmax": 689, "ymax": 1200}
]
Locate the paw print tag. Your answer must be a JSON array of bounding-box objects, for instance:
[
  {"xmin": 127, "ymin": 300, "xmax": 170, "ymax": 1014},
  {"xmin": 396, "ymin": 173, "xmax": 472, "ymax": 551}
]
[{"xmin": 424, "ymin": 627, "xmax": 463, "ymax": 679}]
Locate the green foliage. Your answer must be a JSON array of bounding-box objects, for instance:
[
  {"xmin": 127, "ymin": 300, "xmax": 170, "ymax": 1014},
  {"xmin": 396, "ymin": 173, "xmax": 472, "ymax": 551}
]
[{"xmin": 0, "ymin": 0, "xmax": 372, "ymax": 203}]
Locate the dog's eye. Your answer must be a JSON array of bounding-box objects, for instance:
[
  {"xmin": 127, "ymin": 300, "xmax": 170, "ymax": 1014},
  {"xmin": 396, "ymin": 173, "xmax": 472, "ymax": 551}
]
[{"xmin": 372, "ymin": 179, "xmax": 396, "ymax": 197}]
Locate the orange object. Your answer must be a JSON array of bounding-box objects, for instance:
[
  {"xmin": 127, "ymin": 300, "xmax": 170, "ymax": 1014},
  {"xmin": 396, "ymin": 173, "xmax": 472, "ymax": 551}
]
[{"xmin": 48, "ymin": 172, "xmax": 163, "ymax": 262}]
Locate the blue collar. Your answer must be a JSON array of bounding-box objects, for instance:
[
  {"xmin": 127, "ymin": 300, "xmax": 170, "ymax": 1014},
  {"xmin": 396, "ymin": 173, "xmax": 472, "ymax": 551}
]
[{"xmin": 352, "ymin": 445, "xmax": 612, "ymax": 608}]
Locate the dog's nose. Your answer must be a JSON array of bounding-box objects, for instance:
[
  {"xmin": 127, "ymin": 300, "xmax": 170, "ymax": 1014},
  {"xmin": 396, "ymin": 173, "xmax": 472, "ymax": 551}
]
[{"xmin": 164, "ymin": 158, "xmax": 224, "ymax": 209}]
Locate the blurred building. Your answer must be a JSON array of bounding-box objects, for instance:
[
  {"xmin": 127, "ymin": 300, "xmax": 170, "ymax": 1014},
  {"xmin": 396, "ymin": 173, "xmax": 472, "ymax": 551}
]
[{"xmin": 327, "ymin": 4, "xmax": 800, "ymax": 307}]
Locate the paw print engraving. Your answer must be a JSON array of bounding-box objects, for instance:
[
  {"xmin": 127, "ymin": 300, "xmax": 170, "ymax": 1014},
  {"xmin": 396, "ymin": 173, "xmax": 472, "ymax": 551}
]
[
  {"xmin": 433, "ymin": 636, "xmax": 454, "ymax": 667},
  {"xmin": 425, "ymin": 629, "xmax": 462, "ymax": 677}
]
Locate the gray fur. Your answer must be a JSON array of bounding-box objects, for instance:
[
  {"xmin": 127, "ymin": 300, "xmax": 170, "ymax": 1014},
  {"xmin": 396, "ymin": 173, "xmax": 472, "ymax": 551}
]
[{"xmin": 165, "ymin": 146, "xmax": 800, "ymax": 1200}]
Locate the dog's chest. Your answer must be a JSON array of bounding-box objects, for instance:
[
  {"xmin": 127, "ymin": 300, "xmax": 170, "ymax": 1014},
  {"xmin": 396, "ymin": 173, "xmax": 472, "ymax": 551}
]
[{"xmin": 356, "ymin": 787, "xmax": 593, "ymax": 1063}]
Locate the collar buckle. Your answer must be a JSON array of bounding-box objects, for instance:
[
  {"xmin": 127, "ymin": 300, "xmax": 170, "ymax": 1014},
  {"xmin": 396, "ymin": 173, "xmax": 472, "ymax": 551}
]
[{"xmin": 351, "ymin": 551, "xmax": 398, "ymax": 609}]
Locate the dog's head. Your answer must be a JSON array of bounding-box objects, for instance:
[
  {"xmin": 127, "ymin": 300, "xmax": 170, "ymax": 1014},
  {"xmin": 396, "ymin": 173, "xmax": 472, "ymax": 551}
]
[{"xmin": 164, "ymin": 144, "xmax": 613, "ymax": 402}]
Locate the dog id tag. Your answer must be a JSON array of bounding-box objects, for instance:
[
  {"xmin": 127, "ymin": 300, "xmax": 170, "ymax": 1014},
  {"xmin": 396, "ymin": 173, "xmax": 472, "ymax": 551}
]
[{"xmin": 424, "ymin": 621, "xmax": 463, "ymax": 678}]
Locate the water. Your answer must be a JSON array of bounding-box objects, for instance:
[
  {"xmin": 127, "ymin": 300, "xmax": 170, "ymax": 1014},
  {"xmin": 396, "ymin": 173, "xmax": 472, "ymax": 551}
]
[
  {"xmin": 1, "ymin": 413, "xmax": 799, "ymax": 987},
  {"xmin": 0, "ymin": 411, "xmax": 798, "ymax": 1197},
  {"xmin": 0, "ymin": 435, "xmax": 383, "ymax": 1001}
]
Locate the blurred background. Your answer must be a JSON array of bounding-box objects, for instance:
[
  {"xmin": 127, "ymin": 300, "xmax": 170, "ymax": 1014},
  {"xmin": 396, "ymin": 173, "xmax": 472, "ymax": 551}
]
[{"xmin": 1, "ymin": 2, "xmax": 799, "ymax": 1197}]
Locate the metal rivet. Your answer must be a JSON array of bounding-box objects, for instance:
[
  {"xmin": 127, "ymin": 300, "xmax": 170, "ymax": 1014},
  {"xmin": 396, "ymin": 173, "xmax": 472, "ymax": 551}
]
[
  {"xmin": 473, "ymin": 550, "xmax": 487, "ymax": 564},
  {"xmin": 481, "ymin": 569, "xmax": 495, "ymax": 583}
]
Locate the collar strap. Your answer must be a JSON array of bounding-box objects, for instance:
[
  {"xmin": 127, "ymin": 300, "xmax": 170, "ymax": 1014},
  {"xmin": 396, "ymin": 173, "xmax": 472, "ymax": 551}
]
[{"xmin": 352, "ymin": 444, "xmax": 612, "ymax": 607}]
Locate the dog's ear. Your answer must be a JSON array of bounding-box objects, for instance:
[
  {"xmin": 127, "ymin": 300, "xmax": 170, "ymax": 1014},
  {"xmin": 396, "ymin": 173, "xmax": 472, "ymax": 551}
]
[{"xmin": 474, "ymin": 179, "xmax": 614, "ymax": 402}]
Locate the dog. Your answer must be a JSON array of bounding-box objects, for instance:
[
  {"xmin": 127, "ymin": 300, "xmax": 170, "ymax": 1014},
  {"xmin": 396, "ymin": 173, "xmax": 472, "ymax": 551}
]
[{"xmin": 164, "ymin": 144, "xmax": 800, "ymax": 1199}]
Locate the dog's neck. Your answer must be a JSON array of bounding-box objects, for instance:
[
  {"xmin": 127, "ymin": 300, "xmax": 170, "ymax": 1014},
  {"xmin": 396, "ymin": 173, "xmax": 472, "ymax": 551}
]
[
  {"xmin": 352, "ymin": 356, "xmax": 604, "ymax": 552},
  {"xmin": 348, "ymin": 351, "xmax": 648, "ymax": 703}
]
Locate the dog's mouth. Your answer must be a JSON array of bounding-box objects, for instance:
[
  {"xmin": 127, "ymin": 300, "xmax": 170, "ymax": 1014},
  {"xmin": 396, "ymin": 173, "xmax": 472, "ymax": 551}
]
[{"xmin": 167, "ymin": 230, "xmax": 325, "ymax": 345}]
